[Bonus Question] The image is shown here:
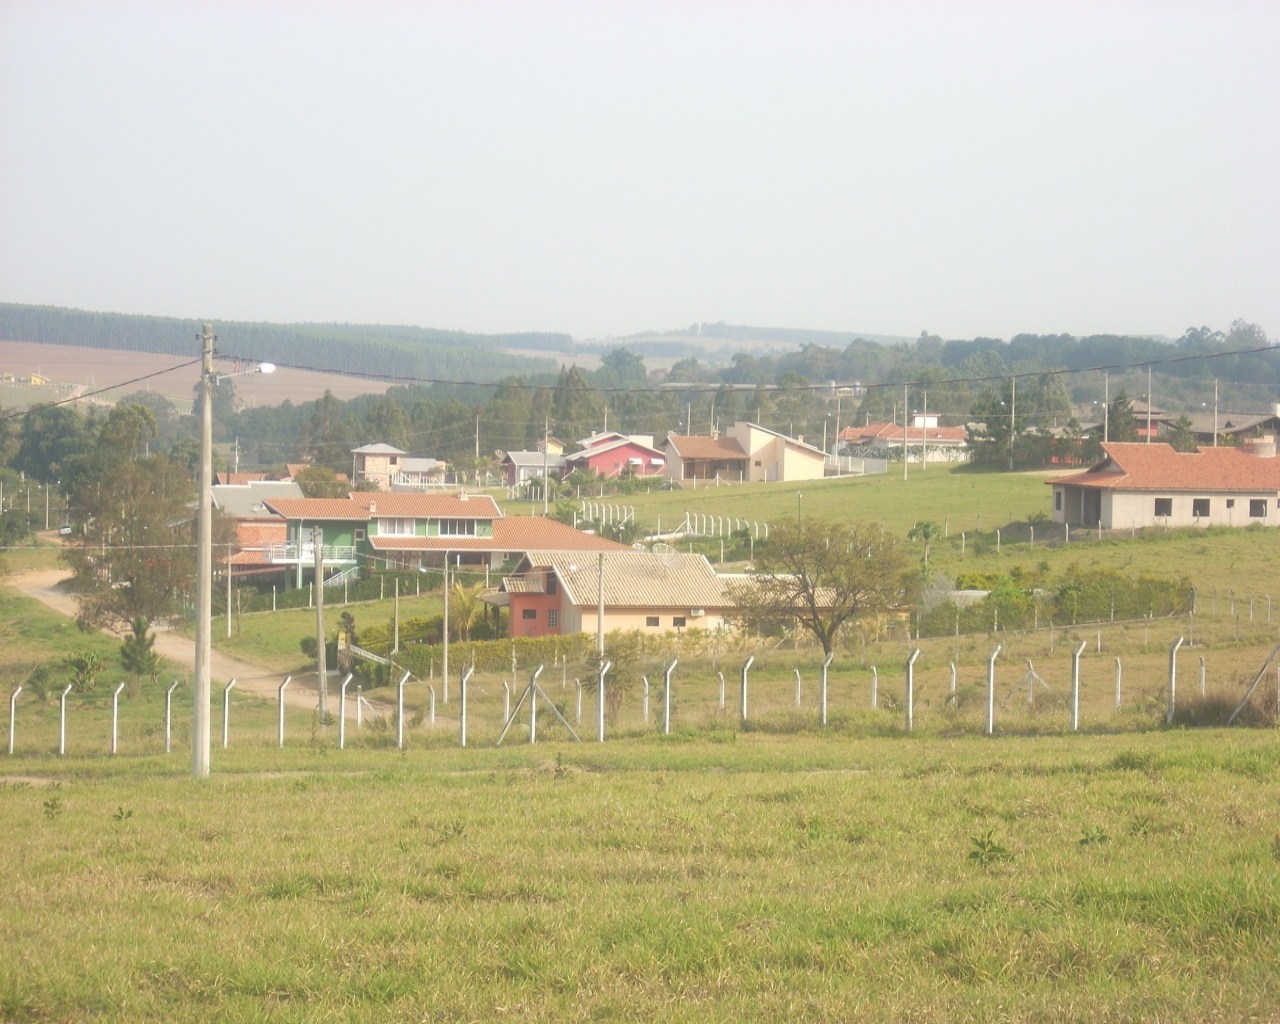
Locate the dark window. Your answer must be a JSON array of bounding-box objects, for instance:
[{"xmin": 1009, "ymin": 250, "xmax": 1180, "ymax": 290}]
[
  {"xmin": 645, "ymin": 616, "xmax": 659, "ymax": 627},
  {"xmin": 1250, "ymin": 499, "xmax": 1266, "ymax": 518},
  {"xmin": 1226, "ymin": 499, "xmax": 1235, "ymax": 509},
  {"xmin": 1054, "ymin": 491, "xmax": 1062, "ymax": 511},
  {"xmin": 354, "ymin": 528, "xmax": 366, "ymax": 542},
  {"xmin": 521, "ymin": 608, "xmax": 537, "ymax": 620},
  {"xmin": 672, "ymin": 616, "xmax": 687, "ymax": 628},
  {"xmin": 546, "ymin": 575, "xmax": 558, "ymax": 596},
  {"xmin": 1154, "ymin": 498, "xmax": 1172, "ymax": 517},
  {"xmin": 1192, "ymin": 498, "xmax": 1210, "ymax": 518}
]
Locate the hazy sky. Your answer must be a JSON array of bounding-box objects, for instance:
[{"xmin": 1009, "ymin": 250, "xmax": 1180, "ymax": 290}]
[{"xmin": 2, "ymin": 0, "xmax": 1276, "ymax": 343}]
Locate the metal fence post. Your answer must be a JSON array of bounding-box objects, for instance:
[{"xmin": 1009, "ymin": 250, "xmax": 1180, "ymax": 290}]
[
  {"xmin": 222, "ymin": 679, "xmax": 237, "ymax": 749},
  {"xmin": 111, "ymin": 682, "xmax": 125, "ymax": 755},
  {"xmin": 8, "ymin": 686, "xmax": 21, "ymax": 755},
  {"xmin": 596, "ymin": 661, "xmax": 611, "ymax": 743},
  {"xmin": 986, "ymin": 645, "xmax": 1002, "ymax": 736},
  {"xmin": 1166, "ymin": 636, "xmax": 1185, "ymax": 726},
  {"xmin": 820, "ymin": 653, "xmax": 833, "ymax": 727},
  {"xmin": 739, "ymin": 655, "xmax": 754, "ymax": 723},
  {"xmin": 165, "ymin": 680, "xmax": 180, "ymax": 754},
  {"xmin": 905, "ymin": 649, "xmax": 920, "ymax": 733},
  {"xmin": 663, "ymin": 659, "xmax": 677, "ymax": 735},
  {"xmin": 458, "ymin": 666, "xmax": 473, "ymax": 748},
  {"xmin": 338, "ymin": 673, "xmax": 352, "ymax": 749},
  {"xmin": 277, "ymin": 676, "xmax": 292, "ymax": 748},
  {"xmin": 59, "ymin": 684, "xmax": 72, "ymax": 756},
  {"xmin": 1071, "ymin": 640, "xmax": 1086, "ymax": 732}
]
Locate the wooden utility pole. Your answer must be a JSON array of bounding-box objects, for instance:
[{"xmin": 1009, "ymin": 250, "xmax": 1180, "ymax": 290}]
[{"xmin": 314, "ymin": 526, "xmax": 328, "ymax": 719}]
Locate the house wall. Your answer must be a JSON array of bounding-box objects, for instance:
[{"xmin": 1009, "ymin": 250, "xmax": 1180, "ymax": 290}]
[
  {"xmin": 558, "ymin": 606, "xmax": 732, "ymax": 636},
  {"xmin": 1053, "ymin": 486, "xmax": 1280, "ymax": 529},
  {"xmin": 578, "ymin": 443, "xmax": 664, "ymax": 478},
  {"xmin": 508, "ymin": 592, "xmax": 565, "ymax": 638},
  {"xmin": 728, "ymin": 424, "xmax": 777, "ymax": 482},
  {"xmin": 779, "ymin": 443, "xmax": 826, "ymax": 482}
]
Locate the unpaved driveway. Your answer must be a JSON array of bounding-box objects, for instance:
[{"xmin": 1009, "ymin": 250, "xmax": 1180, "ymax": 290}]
[{"xmin": 6, "ymin": 566, "xmax": 335, "ymax": 713}]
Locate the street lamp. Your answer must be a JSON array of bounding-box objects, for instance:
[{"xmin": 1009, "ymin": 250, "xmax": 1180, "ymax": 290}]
[{"xmin": 193, "ymin": 324, "xmax": 274, "ymax": 779}]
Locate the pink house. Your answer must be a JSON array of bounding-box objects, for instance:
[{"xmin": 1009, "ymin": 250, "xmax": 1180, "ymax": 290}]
[{"xmin": 564, "ymin": 433, "xmax": 666, "ymax": 478}]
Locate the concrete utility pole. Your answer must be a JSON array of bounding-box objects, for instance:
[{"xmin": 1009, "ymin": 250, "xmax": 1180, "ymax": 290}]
[
  {"xmin": 314, "ymin": 525, "xmax": 328, "ymax": 719},
  {"xmin": 596, "ymin": 552, "xmax": 605, "ymax": 656},
  {"xmin": 193, "ymin": 323, "xmax": 215, "ymax": 778}
]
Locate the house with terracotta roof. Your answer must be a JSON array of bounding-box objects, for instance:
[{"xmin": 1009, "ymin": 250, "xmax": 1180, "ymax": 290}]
[
  {"xmin": 663, "ymin": 434, "xmax": 749, "ymax": 483},
  {"xmin": 838, "ymin": 414, "xmax": 970, "ymax": 464},
  {"xmin": 665, "ymin": 422, "xmax": 826, "ymax": 485},
  {"xmin": 1047, "ymin": 442, "xmax": 1280, "ymax": 530},
  {"xmin": 501, "ymin": 550, "xmax": 735, "ymax": 638},
  {"xmin": 258, "ymin": 491, "xmax": 628, "ymax": 586}
]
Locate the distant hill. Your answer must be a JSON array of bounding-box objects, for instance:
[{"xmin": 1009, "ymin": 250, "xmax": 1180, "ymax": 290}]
[{"xmin": 0, "ymin": 304, "xmax": 562, "ymax": 383}]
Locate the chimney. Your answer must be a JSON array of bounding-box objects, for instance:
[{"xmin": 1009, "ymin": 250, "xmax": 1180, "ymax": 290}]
[{"xmin": 368, "ymin": 500, "xmax": 376, "ymax": 515}]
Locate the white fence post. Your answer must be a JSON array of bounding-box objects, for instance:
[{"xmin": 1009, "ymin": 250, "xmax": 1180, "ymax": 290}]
[
  {"xmin": 338, "ymin": 673, "xmax": 353, "ymax": 749},
  {"xmin": 530, "ymin": 665, "xmax": 544, "ymax": 744},
  {"xmin": 277, "ymin": 676, "xmax": 292, "ymax": 748},
  {"xmin": 739, "ymin": 655, "xmax": 754, "ymax": 723},
  {"xmin": 111, "ymin": 682, "xmax": 125, "ymax": 755},
  {"xmin": 1114, "ymin": 657, "xmax": 1122, "ymax": 711},
  {"xmin": 165, "ymin": 680, "xmax": 180, "ymax": 754},
  {"xmin": 663, "ymin": 659, "xmax": 677, "ymax": 735},
  {"xmin": 59, "ymin": 684, "xmax": 72, "ymax": 756},
  {"xmin": 8, "ymin": 686, "xmax": 21, "ymax": 755},
  {"xmin": 1166, "ymin": 636, "xmax": 1185, "ymax": 726},
  {"xmin": 642, "ymin": 676, "xmax": 650, "ymax": 725},
  {"xmin": 717, "ymin": 671, "xmax": 726, "ymax": 711},
  {"xmin": 596, "ymin": 661, "xmax": 611, "ymax": 743},
  {"xmin": 794, "ymin": 668, "xmax": 802, "ymax": 707},
  {"xmin": 871, "ymin": 665, "xmax": 878, "ymax": 708},
  {"xmin": 986, "ymin": 645, "xmax": 1002, "ymax": 736},
  {"xmin": 820, "ymin": 653, "xmax": 833, "ymax": 726},
  {"xmin": 905, "ymin": 649, "xmax": 920, "ymax": 733},
  {"xmin": 458, "ymin": 666, "xmax": 474, "ymax": 748},
  {"xmin": 1071, "ymin": 640, "xmax": 1087, "ymax": 732},
  {"xmin": 222, "ymin": 679, "xmax": 236, "ymax": 749}
]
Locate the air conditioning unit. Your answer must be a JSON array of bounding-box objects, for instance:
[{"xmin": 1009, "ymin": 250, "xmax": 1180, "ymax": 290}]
[{"xmin": 690, "ymin": 608, "xmax": 705, "ymax": 618}]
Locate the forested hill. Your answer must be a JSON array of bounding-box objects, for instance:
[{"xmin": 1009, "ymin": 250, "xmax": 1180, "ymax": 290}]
[{"xmin": 0, "ymin": 304, "xmax": 562, "ymax": 382}]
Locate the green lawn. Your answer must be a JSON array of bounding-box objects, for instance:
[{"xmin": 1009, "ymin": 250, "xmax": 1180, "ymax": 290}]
[{"xmin": 2, "ymin": 730, "xmax": 1278, "ymax": 1022}]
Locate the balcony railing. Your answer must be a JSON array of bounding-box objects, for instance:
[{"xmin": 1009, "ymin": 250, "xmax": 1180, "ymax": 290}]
[{"xmin": 263, "ymin": 543, "xmax": 358, "ymax": 565}]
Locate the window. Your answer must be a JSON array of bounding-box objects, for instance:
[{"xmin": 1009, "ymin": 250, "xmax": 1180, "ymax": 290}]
[
  {"xmin": 377, "ymin": 517, "xmax": 414, "ymax": 536},
  {"xmin": 354, "ymin": 528, "xmax": 366, "ymax": 542},
  {"xmin": 546, "ymin": 576, "xmax": 558, "ymax": 596},
  {"xmin": 672, "ymin": 616, "xmax": 686, "ymax": 628},
  {"xmin": 1192, "ymin": 498, "xmax": 1210, "ymax": 518},
  {"xmin": 646, "ymin": 616, "xmax": 659, "ymax": 627},
  {"xmin": 521, "ymin": 608, "xmax": 537, "ymax": 620},
  {"xmin": 1250, "ymin": 499, "xmax": 1267, "ymax": 518},
  {"xmin": 1054, "ymin": 491, "xmax": 1062, "ymax": 511},
  {"xmin": 1226, "ymin": 499, "xmax": 1235, "ymax": 509},
  {"xmin": 1154, "ymin": 498, "xmax": 1172, "ymax": 518},
  {"xmin": 547, "ymin": 609, "xmax": 559, "ymax": 628},
  {"xmin": 436, "ymin": 518, "xmax": 477, "ymax": 537}
]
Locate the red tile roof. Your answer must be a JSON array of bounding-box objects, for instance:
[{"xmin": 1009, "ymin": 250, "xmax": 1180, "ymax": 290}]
[
  {"xmin": 349, "ymin": 491, "xmax": 502, "ymax": 519},
  {"xmin": 264, "ymin": 492, "xmax": 502, "ymax": 521},
  {"xmin": 841, "ymin": 422, "xmax": 969, "ymax": 444},
  {"xmin": 666, "ymin": 435, "xmax": 748, "ymax": 460},
  {"xmin": 1048, "ymin": 442, "xmax": 1280, "ymax": 492}
]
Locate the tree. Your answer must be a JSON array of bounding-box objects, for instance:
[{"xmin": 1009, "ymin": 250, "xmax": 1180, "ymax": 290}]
[
  {"xmin": 1166, "ymin": 415, "xmax": 1196, "ymax": 453},
  {"xmin": 120, "ymin": 615, "xmax": 160, "ymax": 681},
  {"xmin": 907, "ymin": 520, "xmax": 942, "ymax": 571},
  {"xmin": 731, "ymin": 521, "xmax": 914, "ymax": 657},
  {"xmin": 1107, "ymin": 390, "xmax": 1140, "ymax": 443},
  {"xmin": 63, "ymin": 454, "xmax": 233, "ymax": 629},
  {"xmin": 295, "ymin": 465, "xmax": 350, "ymax": 498}
]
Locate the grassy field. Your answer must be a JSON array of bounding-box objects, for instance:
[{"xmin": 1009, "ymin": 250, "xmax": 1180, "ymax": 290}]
[
  {"xmin": 7, "ymin": 469, "xmax": 1280, "ymax": 1020},
  {"xmin": 3, "ymin": 731, "xmax": 1279, "ymax": 1022}
]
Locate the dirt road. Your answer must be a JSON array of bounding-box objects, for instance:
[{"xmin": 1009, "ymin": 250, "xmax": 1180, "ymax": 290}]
[{"xmin": 6, "ymin": 566, "xmax": 330, "ymax": 712}]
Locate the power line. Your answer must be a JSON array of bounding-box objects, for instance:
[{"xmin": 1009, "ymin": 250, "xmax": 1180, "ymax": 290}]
[{"xmin": 0, "ymin": 357, "xmax": 203, "ymax": 422}]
